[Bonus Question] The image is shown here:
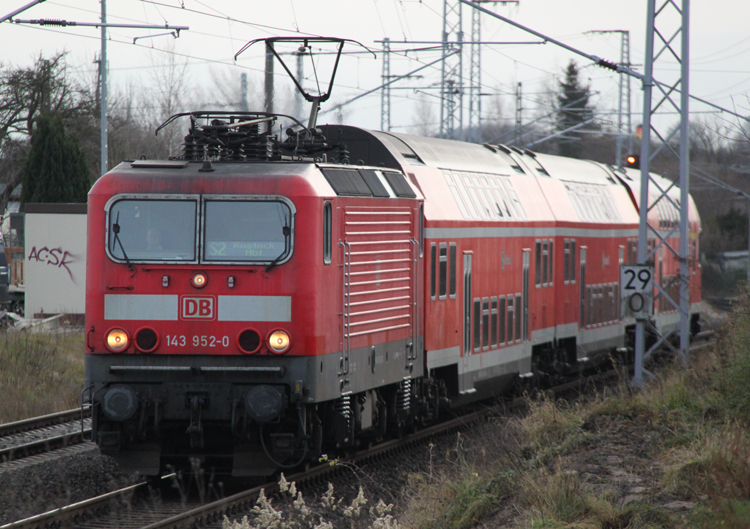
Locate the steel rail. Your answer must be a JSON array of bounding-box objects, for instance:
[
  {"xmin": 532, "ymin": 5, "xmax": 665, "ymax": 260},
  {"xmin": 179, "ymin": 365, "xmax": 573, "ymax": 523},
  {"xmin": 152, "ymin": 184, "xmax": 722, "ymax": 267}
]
[
  {"xmin": 0, "ymin": 428, "xmax": 91, "ymax": 463},
  {"xmin": 140, "ymin": 407, "xmax": 498, "ymax": 529},
  {"xmin": 0, "ymin": 482, "xmax": 147, "ymax": 529},
  {"xmin": 3, "ymin": 335, "xmax": 715, "ymax": 529},
  {"xmin": 0, "ymin": 408, "xmax": 89, "ymax": 438}
]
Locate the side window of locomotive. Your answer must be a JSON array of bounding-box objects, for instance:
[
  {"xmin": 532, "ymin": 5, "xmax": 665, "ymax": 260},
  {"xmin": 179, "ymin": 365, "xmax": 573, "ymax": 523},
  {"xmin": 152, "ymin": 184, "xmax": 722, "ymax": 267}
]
[
  {"xmin": 570, "ymin": 239, "xmax": 576, "ymax": 283},
  {"xmin": 506, "ymin": 296, "xmax": 514, "ymax": 343},
  {"xmin": 419, "ymin": 204, "xmax": 424, "ymax": 257},
  {"xmin": 482, "ymin": 298, "xmax": 490, "ymax": 350},
  {"xmin": 430, "ymin": 243, "xmax": 437, "ymax": 300},
  {"xmin": 107, "ymin": 199, "xmax": 197, "ymax": 262},
  {"xmin": 323, "ymin": 201, "xmax": 332, "ymax": 265},
  {"xmin": 498, "ymin": 296, "xmax": 506, "ymax": 346},
  {"xmin": 203, "ymin": 200, "xmax": 292, "ymax": 263},
  {"xmin": 473, "ymin": 298, "xmax": 481, "ymax": 353},
  {"xmin": 439, "ymin": 243, "xmax": 448, "ymax": 299},
  {"xmin": 449, "ymin": 243, "xmax": 457, "ymax": 298},
  {"xmin": 535, "ymin": 240, "xmax": 542, "ymax": 287},
  {"xmin": 490, "ymin": 297, "xmax": 498, "ymax": 346},
  {"xmin": 382, "ymin": 171, "xmax": 417, "ymax": 198},
  {"xmin": 515, "ymin": 293, "xmax": 522, "ymax": 341},
  {"xmin": 548, "ymin": 241, "xmax": 554, "ymax": 285}
]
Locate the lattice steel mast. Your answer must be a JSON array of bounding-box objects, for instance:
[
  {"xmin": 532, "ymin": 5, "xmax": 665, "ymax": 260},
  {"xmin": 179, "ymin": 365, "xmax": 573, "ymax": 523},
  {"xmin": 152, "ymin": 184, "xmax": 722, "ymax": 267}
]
[
  {"xmin": 468, "ymin": 7, "xmax": 482, "ymax": 142},
  {"xmin": 381, "ymin": 38, "xmax": 392, "ymax": 131},
  {"xmin": 588, "ymin": 30, "xmax": 632, "ymax": 167},
  {"xmin": 441, "ymin": 1, "xmax": 464, "ymax": 139},
  {"xmin": 634, "ymin": 0, "xmax": 691, "ymax": 386}
]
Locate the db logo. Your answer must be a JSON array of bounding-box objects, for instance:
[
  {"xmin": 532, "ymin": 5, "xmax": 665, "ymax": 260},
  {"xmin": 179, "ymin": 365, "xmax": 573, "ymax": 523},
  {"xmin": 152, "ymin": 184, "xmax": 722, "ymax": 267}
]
[{"xmin": 181, "ymin": 296, "xmax": 215, "ymax": 320}]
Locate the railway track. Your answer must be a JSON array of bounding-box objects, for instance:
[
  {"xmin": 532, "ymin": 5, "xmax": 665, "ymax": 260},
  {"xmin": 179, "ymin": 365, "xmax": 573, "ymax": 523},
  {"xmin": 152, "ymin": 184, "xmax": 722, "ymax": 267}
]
[
  {"xmin": 1, "ymin": 402, "xmax": 502, "ymax": 529},
  {"xmin": 0, "ymin": 369, "xmax": 629, "ymax": 529},
  {"xmin": 2, "ymin": 335, "xmax": 715, "ymax": 529},
  {"xmin": 0, "ymin": 409, "xmax": 91, "ymax": 465}
]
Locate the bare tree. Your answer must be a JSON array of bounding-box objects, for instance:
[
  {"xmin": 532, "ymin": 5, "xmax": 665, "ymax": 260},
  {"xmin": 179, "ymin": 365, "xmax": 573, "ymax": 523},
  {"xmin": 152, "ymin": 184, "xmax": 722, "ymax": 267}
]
[
  {"xmin": 410, "ymin": 93, "xmax": 436, "ymax": 136},
  {"xmin": 107, "ymin": 82, "xmax": 163, "ymax": 164},
  {"xmin": 0, "ymin": 53, "xmax": 97, "ymax": 210},
  {"xmin": 481, "ymin": 92, "xmax": 513, "ymax": 144},
  {"xmin": 0, "ymin": 53, "xmax": 85, "ymax": 142},
  {"xmin": 146, "ymin": 42, "xmax": 191, "ymax": 157}
]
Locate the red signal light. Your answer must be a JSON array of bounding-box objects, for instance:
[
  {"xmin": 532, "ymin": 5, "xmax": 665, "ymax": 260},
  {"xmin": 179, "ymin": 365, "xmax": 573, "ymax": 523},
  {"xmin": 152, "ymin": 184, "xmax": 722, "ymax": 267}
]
[{"xmin": 625, "ymin": 154, "xmax": 640, "ymax": 169}]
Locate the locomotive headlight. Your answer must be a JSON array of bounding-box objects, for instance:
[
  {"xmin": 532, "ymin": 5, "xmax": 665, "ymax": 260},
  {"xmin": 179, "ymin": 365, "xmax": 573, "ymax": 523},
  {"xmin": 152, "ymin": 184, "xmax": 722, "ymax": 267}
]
[
  {"xmin": 191, "ymin": 272, "xmax": 208, "ymax": 288},
  {"xmin": 105, "ymin": 329, "xmax": 130, "ymax": 352},
  {"xmin": 267, "ymin": 330, "xmax": 291, "ymax": 354}
]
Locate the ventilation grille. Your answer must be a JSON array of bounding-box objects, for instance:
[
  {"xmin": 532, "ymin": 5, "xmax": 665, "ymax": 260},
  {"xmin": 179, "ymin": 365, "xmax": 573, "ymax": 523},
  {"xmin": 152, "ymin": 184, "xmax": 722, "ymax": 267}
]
[{"xmin": 342, "ymin": 206, "xmax": 415, "ymax": 340}]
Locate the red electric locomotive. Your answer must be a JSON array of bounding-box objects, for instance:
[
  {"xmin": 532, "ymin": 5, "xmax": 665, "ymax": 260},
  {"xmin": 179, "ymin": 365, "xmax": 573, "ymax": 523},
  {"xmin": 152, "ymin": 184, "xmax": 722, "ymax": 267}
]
[
  {"xmin": 84, "ymin": 112, "xmax": 428, "ymax": 476},
  {"xmin": 84, "ymin": 111, "xmax": 701, "ymax": 477}
]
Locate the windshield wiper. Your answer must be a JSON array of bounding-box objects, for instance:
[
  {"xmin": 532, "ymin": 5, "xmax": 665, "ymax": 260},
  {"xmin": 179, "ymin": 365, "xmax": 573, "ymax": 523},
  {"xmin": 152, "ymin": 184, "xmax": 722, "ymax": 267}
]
[
  {"xmin": 265, "ymin": 225, "xmax": 291, "ymax": 273},
  {"xmin": 111, "ymin": 212, "xmax": 135, "ymax": 272}
]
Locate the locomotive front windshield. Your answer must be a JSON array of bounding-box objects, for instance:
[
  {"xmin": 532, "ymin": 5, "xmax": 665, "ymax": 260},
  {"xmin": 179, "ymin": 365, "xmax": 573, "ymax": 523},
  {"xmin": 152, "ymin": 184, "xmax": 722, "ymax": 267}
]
[
  {"xmin": 203, "ymin": 200, "xmax": 292, "ymax": 262},
  {"xmin": 106, "ymin": 196, "xmax": 293, "ymax": 264},
  {"xmin": 108, "ymin": 199, "xmax": 198, "ymax": 261}
]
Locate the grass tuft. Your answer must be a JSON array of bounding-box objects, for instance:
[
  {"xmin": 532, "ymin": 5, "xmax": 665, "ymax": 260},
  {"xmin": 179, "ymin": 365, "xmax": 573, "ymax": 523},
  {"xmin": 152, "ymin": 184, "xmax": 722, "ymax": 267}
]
[
  {"xmin": 401, "ymin": 435, "xmax": 513, "ymax": 529},
  {"xmin": 519, "ymin": 394, "xmax": 588, "ymax": 463},
  {"xmin": 0, "ymin": 331, "xmax": 85, "ymax": 423},
  {"xmin": 520, "ymin": 464, "xmax": 620, "ymax": 528},
  {"xmin": 665, "ymin": 425, "xmax": 750, "ymax": 501},
  {"xmin": 400, "ymin": 292, "xmax": 750, "ymax": 527}
]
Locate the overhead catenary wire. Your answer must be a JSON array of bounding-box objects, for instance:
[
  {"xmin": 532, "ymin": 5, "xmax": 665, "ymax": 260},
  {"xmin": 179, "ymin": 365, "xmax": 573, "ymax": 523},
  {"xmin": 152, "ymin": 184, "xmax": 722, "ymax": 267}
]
[{"xmin": 5, "ymin": 0, "xmax": 750, "ymax": 140}]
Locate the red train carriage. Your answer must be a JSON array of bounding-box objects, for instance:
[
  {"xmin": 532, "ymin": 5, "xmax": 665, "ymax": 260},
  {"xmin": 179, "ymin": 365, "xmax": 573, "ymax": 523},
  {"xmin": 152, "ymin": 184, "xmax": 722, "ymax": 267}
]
[
  {"xmin": 323, "ymin": 125, "xmax": 700, "ymax": 391},
  {"xmin": 84, "ymin": 113, "xmax": 701, "ymax": 477}
]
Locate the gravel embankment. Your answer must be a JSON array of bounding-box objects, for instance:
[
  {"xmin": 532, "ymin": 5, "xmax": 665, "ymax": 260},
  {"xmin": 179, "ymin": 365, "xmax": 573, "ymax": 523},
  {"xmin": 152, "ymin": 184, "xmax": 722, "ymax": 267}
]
[{"xmin": 0, "ymin": 445, "xmax": 135, "ymax": 525}]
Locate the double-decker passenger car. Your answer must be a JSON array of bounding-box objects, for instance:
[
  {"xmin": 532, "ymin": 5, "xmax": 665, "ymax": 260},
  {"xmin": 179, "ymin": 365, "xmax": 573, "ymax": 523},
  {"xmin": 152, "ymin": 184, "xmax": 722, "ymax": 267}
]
[{"xmin": 84, "ymin": 112, "xmax": 701, "ymax": 476}]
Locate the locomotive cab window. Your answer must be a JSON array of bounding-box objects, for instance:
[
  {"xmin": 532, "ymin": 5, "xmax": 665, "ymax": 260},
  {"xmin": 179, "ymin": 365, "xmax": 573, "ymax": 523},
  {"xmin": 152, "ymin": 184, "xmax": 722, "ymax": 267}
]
[
  {"xmin": 107, "ymin": 198, "xmax": 198, "ymax": 262},
  {"xmin": 203, "ymin": 198, "xmax": 294, "ymax": 263}
]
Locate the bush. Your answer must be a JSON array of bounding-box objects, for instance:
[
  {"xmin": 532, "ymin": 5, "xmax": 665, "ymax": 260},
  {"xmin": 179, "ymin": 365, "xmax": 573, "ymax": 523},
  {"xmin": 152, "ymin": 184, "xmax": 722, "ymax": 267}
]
[
  {"xmin": 223, "ymin": 475, "xmax": 399, "ymax": 529},
  {"xmin": 701, "ymin": 265, "xmax": 745, "ymax": 296},
  {"xmin": 714, "ymin": 290, "xmax": 750, "ymax": 422}
]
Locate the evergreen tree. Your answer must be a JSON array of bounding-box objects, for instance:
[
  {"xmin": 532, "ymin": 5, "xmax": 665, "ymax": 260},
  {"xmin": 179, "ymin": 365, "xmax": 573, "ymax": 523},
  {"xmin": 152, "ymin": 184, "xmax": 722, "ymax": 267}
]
[
  {"xmin": 556, "ymin": 60, "xmax": 596, "ymax": 159},
  {"xmin": 21, "ymin": 113, "xmax": 91, "ymax": 205}
]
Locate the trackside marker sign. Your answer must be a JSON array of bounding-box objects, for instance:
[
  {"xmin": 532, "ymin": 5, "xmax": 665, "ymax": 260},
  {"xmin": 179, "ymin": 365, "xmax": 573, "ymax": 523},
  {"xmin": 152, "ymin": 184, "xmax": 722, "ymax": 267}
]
[{"xmin": 620, "ymin": 265, "xmax": 654, "ymax": 319}]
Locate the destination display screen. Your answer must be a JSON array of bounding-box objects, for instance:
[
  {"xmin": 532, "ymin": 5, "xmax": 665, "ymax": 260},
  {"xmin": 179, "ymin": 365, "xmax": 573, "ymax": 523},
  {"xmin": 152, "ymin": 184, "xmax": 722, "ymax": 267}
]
[
  {"xmin": 203, "ymin": 200, "xmax": 292, "ymax": 263},
  {"xmin": 205, "ymin": 241, "xmax": 286, "ymax": 259}
]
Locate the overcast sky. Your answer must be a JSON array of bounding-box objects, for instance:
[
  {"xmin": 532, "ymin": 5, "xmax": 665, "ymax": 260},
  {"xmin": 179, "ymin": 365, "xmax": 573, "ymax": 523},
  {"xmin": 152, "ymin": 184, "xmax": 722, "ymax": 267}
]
[{"xmin": 2, "ymin": 0, "xmax": 749, "ymax": 142}]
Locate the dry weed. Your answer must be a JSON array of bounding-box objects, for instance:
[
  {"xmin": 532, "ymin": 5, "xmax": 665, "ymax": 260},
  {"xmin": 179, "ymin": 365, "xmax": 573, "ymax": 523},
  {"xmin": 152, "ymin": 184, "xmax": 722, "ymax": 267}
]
[{"xmin": 0, "ymin": 331, "xmax": 84, "ymax": 423}]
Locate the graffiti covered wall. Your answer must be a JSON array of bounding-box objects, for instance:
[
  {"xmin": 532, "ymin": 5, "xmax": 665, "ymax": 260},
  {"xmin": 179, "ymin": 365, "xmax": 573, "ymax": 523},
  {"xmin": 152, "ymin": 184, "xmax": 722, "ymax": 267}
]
[{"xmin": 25, "ymin": 203, "xmax": 87, "ymax": 316}]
